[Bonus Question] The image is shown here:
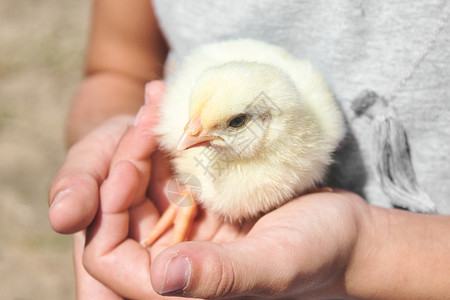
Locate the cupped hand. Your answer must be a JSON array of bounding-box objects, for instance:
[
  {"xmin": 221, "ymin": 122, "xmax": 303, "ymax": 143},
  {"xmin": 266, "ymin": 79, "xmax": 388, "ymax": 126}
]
[
  {"xmin": 48, "ymin": 80, "xmax": 175, "ymax": 299},
  {"xmin": 82, "ymin": 155, "xmax": 371, "ymax": 299},
  {"xmin": 149, "ymin": 190, "xmax": 371, "ymax": 299}
]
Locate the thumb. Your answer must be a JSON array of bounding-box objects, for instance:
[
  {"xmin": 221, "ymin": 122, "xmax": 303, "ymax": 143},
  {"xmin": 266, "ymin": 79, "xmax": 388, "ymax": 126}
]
[{"xmin": 150, "ymin": 239, "xmax": 294, "ymax": 298}]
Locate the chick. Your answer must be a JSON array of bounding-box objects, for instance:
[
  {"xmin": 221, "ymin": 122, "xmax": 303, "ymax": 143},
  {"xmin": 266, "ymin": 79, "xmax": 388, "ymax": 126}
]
[{"xmin": 143, "ymin": 39, "xmax": 345, "ymax": 246}]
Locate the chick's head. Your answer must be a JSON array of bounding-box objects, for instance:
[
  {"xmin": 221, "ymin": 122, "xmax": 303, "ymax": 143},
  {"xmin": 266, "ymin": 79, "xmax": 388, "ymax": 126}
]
[{"xmin": 177, "ymin": 61, "xmax": 310, "ymax": 161}]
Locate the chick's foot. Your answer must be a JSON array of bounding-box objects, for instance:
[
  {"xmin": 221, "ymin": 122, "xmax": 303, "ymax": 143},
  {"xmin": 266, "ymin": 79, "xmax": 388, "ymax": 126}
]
[{"xmin": 142, "ymin": 191, "xmax": 197, "ymax": 247}]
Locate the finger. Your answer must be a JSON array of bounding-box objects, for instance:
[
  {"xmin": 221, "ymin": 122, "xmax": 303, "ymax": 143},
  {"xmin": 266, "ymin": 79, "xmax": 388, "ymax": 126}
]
[
  {"xmin": 49, "ymin": 81, "xmax": 165, "ymax": 234},
  {"xmin": 48, "ymin": 116, "xmax": 131, "ymax": 233},
  {"xmin": 73, "ymin": 231, "xmax": 123, "ymax": 299},
  {"xmin": 110, "ymin": 80, "xmax": 166, "ymax": 167},
  {"xmin": 145, "ymin": 80, "xmax": 166, "ymax": 106},
  {"xmin": 149, "ymin": 237, "xmax": 299, "ymax": 299},
  {"xmin": 128, "ymin": 195, "xmax": 160, "ymax": 242},
  {"xmin": 107, "ymin": 81, "xmax": 166, "ymax": 205},
  {"xmin": 81, "ymin": 81, "xmax": 166, "ymax": 298},
  {"xmin": 83, "ymin": 160, "xmax": 157, "ymax": 299}
]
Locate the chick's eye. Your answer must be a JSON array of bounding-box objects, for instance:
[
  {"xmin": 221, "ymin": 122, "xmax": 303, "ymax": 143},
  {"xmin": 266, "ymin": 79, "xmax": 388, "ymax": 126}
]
[{"xmin": 228, "ymin": 114, "xmax": 248, "ymax": 128}]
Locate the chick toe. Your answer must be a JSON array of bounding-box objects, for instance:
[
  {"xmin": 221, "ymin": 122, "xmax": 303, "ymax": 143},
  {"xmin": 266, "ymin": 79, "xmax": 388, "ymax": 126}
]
[{"xmin": 141, "ymin": 191, "xmax": 197, "ymax": 247}]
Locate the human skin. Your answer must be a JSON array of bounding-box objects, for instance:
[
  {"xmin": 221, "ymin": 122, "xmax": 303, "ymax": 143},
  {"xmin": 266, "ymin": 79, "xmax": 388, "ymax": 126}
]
[{"xmin": 48, "ymin": 0, "xmax": 450, "ymax": 299}]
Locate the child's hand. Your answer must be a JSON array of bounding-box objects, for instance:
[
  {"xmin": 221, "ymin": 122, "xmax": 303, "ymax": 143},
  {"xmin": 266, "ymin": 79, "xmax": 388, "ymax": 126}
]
[{"xmin": 48, "ymin": 81, "xmax": 173, "ymax": 298}]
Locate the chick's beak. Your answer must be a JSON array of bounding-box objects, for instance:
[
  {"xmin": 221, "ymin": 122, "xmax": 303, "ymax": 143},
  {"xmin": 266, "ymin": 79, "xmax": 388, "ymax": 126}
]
[{"xmin": 177, "ymin": 116, "xmax": 217, "ymax": 151}]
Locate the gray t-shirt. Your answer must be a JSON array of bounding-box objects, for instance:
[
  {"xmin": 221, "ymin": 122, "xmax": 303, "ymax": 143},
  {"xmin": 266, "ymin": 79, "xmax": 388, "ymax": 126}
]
[{"xmin": 152, "ymin": 0, "xmax": 450, "ymax": 214}]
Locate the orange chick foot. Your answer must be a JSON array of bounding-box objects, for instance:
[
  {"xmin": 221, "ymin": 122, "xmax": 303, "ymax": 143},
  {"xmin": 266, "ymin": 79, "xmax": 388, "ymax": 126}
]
[{"xmin": 142, "ymin": 190, "xmax": 197, "ymax": 247}]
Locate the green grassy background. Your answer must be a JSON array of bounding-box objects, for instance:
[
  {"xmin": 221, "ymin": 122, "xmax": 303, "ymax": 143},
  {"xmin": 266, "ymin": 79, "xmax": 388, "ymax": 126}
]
[{"xmin": 0, "ymin": 1, "xmax": 91, "ymax": 298}]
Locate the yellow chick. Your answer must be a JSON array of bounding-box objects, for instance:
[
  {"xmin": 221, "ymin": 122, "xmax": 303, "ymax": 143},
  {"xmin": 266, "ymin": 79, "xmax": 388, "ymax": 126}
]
[{"xmin": 143, "ymin": 39, "xmax": 345, "ymax": 246}]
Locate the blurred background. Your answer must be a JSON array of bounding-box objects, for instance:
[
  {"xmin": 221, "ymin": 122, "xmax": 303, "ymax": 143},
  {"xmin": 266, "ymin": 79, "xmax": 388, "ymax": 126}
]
[{"xmin": 0, "ymin": 1, "xmax": 91, "ymax": 298}]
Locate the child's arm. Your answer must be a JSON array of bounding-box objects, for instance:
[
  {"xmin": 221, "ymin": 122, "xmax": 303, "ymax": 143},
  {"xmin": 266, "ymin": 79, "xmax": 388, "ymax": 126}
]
[{"xmin": 67, "ymin": 0, "xmax": 167, "ymax": 144}]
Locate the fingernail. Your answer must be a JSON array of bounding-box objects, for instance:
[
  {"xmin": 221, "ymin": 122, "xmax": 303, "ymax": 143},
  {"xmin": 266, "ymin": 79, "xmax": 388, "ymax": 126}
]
[
  {"xmin": 145, "ymin": 80, "xmax": 164, "ymax": 107},
  {"xmin": 144, "ymin": 82, "xmax": 152, "ymax": 105},
  {"xmin": 133, "ymin": 106, "xmax": 145, "ymax": 126},
  {"xmin": 50, "ymin": 188, "xmax": 72, "ymax": 208},
  {"xmin": 159, "ymin": 254, "xmax": 191, "ymax": 295}
]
